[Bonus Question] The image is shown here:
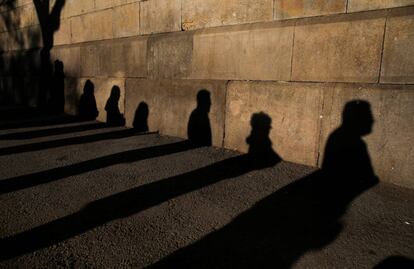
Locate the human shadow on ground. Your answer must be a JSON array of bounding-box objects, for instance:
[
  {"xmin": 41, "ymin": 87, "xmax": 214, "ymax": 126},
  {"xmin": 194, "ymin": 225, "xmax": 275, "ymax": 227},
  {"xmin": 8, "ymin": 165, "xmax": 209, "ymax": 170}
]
[
  {"xmin": 148, "ymin": 100, "xmax": 379, "ymax": 269},
  {"xmin": 373, "ymin": 256, "xmax": 414, "ymax": 269},
  {"xmin": 105, "ymin": 85, "xmax": 125, "ymax": 126},
  {"xmin": 0, "ymin": 128, "xmax": 155, "ymax": 156},
  {"xmin": 0, "ymin": 122, "xmax": 107, "ymax": 140},
  {"xmin": 0, "ymin": 90, "xmax": 214, "ymax": 194},
  {"xmin": 0, "ymin": 109, "xmax": 78, "ymax": 130},
  {"xmin": 0, "ymin": 112, "xmax": 281, "ymax": 260},
  {"xmin": 133, "ymin": 102, "xmax": 149, "ymax": 132},
  {"xmin": 78, "ymin": 80, "xmax": 99, "ymax": 121},
  {"xmin": 187, "ymin": 89, "xmax": 212, "ymax": 146}
]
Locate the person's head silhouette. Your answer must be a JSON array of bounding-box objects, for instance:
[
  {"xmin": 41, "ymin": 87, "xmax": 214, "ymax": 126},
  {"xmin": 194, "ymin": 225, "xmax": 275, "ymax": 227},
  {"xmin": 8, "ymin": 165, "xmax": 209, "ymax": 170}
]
[
  {"xmin": 133, "ymin": 102, "xmax": 149, "ymax": 132},
  {"xmin": 246, "ymin": 112, "xmax": 281, "ymax": 167},
  {"xmin": 342, "ymin": 100, "xmax": 374, "ymax": 136},
  {"xmin": 109, "ymin": 86, "xmax": 121, "ymax": 101},
  {"xmin": 83, "ymin": 79, "xmax": 94, "ymax": 96},
  {"xmin": 196, "ymin": 89, "xmax": 211, "ymax": 113}
]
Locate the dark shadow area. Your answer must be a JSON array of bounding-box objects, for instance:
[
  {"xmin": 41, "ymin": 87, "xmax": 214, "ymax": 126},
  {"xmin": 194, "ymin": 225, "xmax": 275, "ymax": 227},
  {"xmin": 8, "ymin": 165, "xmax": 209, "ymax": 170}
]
[
  {"xmin": 105, "ymin": 85, "xmax": 125, "ymax": 126},
  {"xmin": 0, "ymin": 112, "xmax": 281, "ymax": 260},
  {"xmin": 78, "ymin": 80, "xmax": 99, "ymax": 121},
  {"xmin": 147, "ymin": 100, "xmax": 379, "ymax": 268},
  {"xmin": 187, "ymin": 89, "xmax": 212, "ymax": 146},
  {"xmin": 48, "ymin": 59, "xmax": 65, "ymax": 114},
  {"xmin": 34, "ymin": 0, "xmax": 66, "ymax": 107},
  {"xmin": 133, "ymin": 102, "xmax": 149, "ymax": 132},
  {"xmin": 373, "ymin": 256, "xmax": 414, "ymax": 269},
  {"xmin": 0, "ymin": 122, "xmax": 107, "ymax": 140},
  {"xmin": 0, "ymin": 139, "xmax": 193, "ymax": 195},
  {"xmin": 0, "ymin": 128, "xmax": 154, "ymax": 156},
  {"xmin": 0, "ymin": 109, "xmax": 78, "ymax": 130},
  {"xmin": 0, "ymin": 0, "xmax": 66, "ymax": 108}
]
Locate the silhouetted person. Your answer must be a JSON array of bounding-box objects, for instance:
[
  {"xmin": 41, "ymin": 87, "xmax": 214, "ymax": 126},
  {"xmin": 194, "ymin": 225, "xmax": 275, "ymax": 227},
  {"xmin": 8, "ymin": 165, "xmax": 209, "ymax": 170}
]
[
  {"xmin": 321, "ymin": 100, "xmax": 378, "ymax": 202},
  {"xmin": 78, "ymin": 80, "xmax": 99, "ymax": 121},
  {"xmin": 187, "ymin": 90, "xmax": 212, "ymax": 146},
  {"xmin": 0, "ymin": 112, "xmax": 281, "ymax": 261},
  {"xmin": 105, "ymin": 85, "xmax": 125, "ymax": 126},
  {"xmin": 133, "ymin": 102, "xmax": 149, "ymax": 132},
  {"xmin": 246, "ymin": 112, "xmax": 281, "ymax": 166},
  {"xmin": 49, "ymin": 59, "xmax": 65, "ymax": 114},
  {"xmin": 148, "ymin": 101, "xmax": 378, "ymax": 269}
]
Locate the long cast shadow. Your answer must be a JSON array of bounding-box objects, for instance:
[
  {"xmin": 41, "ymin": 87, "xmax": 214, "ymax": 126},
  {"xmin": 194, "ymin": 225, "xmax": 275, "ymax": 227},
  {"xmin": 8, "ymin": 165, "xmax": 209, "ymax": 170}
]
[
  {"xmin": 0, "ymin": 122, "xmax": 107, "ymax": 140},
  {"xmin": 0, "ymin": 112, "xmax": 281, "ymax": 260},
  {"xmin": 0, "ymin": 128, "xmax": 155, "ymax": 156},
  {"xmin": 148, "ymin": 100, "xmax": 379, "ymax": 268},
  {"xmin": 0, "ymin": 140, "xmax": 197, "ymax": 195}
]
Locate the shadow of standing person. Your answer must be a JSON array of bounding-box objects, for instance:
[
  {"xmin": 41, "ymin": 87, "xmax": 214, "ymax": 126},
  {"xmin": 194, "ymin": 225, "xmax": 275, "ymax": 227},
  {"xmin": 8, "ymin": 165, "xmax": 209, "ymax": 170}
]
[
  {"xmin": 148, "ymin": 100, "xmax": 378, "ymax": 269},
  {"xmin": 78, "ymin": 79, "xmax": 99, "ymax": 121},
  {"xmin": 0, "ymin": 112, "xmax": 281, "ymax": 261},
  {"xmin": 187, "ymin": 89, "xmax": 212, "ymax": 146},
  {"xmin": 105, "ymin": 85, "xmax": 125, "ymax": 126},
  {"xmin": 133, "ymin": 102, "xmax": 149, "ymax": 132}
]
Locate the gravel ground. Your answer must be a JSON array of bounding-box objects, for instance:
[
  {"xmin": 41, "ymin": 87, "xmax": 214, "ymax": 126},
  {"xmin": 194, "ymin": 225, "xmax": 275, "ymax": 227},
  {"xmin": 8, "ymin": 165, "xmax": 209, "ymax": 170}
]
[{"xmin": 0, "ymin": 113, "xmax": 413, "ymax": 268}]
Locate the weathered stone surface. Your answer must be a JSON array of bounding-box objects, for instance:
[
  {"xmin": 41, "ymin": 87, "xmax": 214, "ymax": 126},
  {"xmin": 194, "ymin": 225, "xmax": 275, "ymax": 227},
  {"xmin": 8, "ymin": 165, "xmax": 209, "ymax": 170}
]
[
  {"xmin": 80, "ymin": 44, "xmax": 99, "ymax": 77},
  {"xmin": 148, "ymin": 32, "xmax": 193, "ymax": 79},
  {"xmin": 71, "ymin": 9, "xmax": 113, "ymax": 43},
  {"xmin": 98, "ymin": 38, "xmax": 147, "ymax": 78},
  {"xmin": 191, "ymin": 23, "xmax": 294, "ymax": 81},
  {"xmin": 274, "ymin": 0, "xmax": 346, "ymax": 20},
  {"xmin": 51, "ymin": 46, "xmax": 81, "ymax": 77},
  {"xmin": 11, "ymin": 4, "xmax": 37, "ymax": 29},
  {"xmin": 54, "ymin": 19, "xmax": 71, "ymax": 46},
  {"xmin": 380, "ymin": 9, "xmax": 414, "ymax": 84},
  {"xmin": 348, "ymin": 0, "xmax": 414, "ymax": 12},
  {"xmin": 8, "ymin": 25, "xmax": 42, "ymax": 50},
  {"xmin": 113, "ymin": 2, "xmax": 140, "ymax": 38},
  {"xmin": 60, "ymin": 0, "xmax": 94, "ymax": 18},
  {"xmin": 224, "ymin": 81, "xmax": 323, "ymax": 166},
  {"xmin": 292, "ymin": 13, "xmax": 386, "ymax": 83},
  {"xmin": 181, "ymin": 0, "xmax": 272, "ymax": 30},
  {"xmin": 140, "ymin": 0, "xmax": 181, "ymax": 34},
  {"xmin": 125, "ymin": 79, "xmax": 227, "ymax": 147},
  {"xmin": 66, "ymin": 78, "xmax": 125, "ymax": 123},
  {"xmin": 319, "ymin": 84, "xmax": 414, "ymax": 189}
]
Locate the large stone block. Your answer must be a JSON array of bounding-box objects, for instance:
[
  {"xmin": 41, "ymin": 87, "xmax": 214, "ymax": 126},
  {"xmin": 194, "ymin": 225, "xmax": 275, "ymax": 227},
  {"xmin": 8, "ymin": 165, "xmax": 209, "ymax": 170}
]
[
  {"xmin": 54, "ymin": 19, "xmax": 71, "ymax": 46},
  {"xmin": 191, "ymin": 22, "xmax": 294, "ymax": 81},
  {"xmin": 140, "ymin": 0, "xmax": 181, "ymax": 34},
  {"xmin": 80, "ymin": 44, "xmax": 99, "ymax": 77},
  {"xmin": 348, "ymin": 0, "xmax": 414, "ymax": 12},
  {"xmin": 319, "ymin": 84, "xmax": 414, "ymax": 189},
  {"xmin": 292, "ymin": 12, "xmax": 386, "ymax": 83},
  {"xmin": 71, "ymin": 10, "xmax": 113, "ymax": 43},
  {"xmin": 50, "ymin": 46, "xmax": 81, "ymax": 77},
  {"xmin": 125, "ymin": 79, "xmax": 227, "ymax": 147},
  {"xmin": 113, "ymin": 2, "xmax": 140, "ymax": 38},
  {"xmin": 65, "ymin": 77, "xmax": 125, "ymax": 123},
  {"xmin": 274, "ymin": 0, "xmax": 346, "ymax": 20},
  {"xmin": 224, "ymin": 81, "xmax": 323, "ymax": 166},
  {"xmin": 181, "ymin": 0, "xmax": 273, "ymax": 30},
  {"xmin": 148, "ymin": 32, "xmax": 193, "ymax": 79},
  {"xmin": 98, "ymin": 37, "xmax": 147, "ymax": 78},
  {"xmin": 60, "ymin": 0, "xmax": 94, "ymax": 18},
  {"xmin": 380, "ymin": 8, "xmax": 414, "ymax": 84}
]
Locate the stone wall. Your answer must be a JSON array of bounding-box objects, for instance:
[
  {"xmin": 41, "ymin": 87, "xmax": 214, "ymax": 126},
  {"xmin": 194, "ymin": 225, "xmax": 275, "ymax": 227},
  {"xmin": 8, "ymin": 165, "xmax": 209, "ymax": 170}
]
[{"xmin": 0, "ymin": 0, "xmax": 413, "ymax": 188}]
